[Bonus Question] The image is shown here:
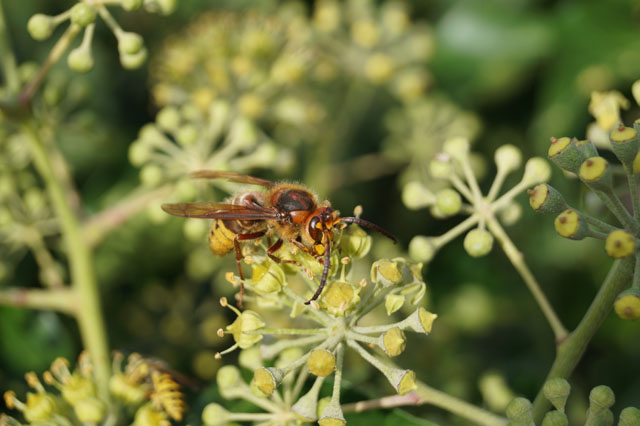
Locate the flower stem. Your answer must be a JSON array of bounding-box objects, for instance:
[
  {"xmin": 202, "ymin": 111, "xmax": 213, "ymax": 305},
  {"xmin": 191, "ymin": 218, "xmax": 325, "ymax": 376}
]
[
  {"xmin": 593, "ymin": 189, "xmax": 640, "ymax": 235},
  {"xmin": 0, "ymin": 287, "xmax": 76, "ymax": 314},
  {"xmin": 625, "ymin": 165, "xmax": 640, "ymax": 221},
  {"xmin": 20, "ymin": 24, "xmax": 81, "ymax": 106},
  {"xmin": 0, "ymin": 0, "xmax": 19, "ymax": 94},
  {"xmin": 22, "ymin": 121, "xmax": 111, "ymax": 400},
  {"xmin": 486, "ymin": 216, "xmax": 568, "ymax": 341},
  {"xmin": 342, "ymin": 392, "xmax": 421, "ymax": 413},
  {"xmin": 530, "ymin": 257, "xmax": 634, "ymax": 423},
  {"xmin": 415, "ymin": 382, "xmax": 508, "ymax": 426}
]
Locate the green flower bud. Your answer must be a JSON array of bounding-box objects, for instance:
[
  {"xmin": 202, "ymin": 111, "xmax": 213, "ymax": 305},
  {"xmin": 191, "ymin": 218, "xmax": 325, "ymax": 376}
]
[
  {"xmin": 619, "ymin": 407, "xmax": 640, "ymax": 426},
  {"xmin": 589, "ymin": 385, "xmax": 615, "ymax": 413},
  {"xmin": 463, "ymin": 229, "xmax": 494, "ymax": 257},
  {"xmin": 319, "ymin": 398, "xmax": 346, "ymax": 426},
  {"xmin": 614, "ymin": 289, "xmax": 640, "ymax": 320},
  {"xmin": 120, "ymin": 48, "xmax": 148, "ymax": 70},
  {"xmin": 27, "ymin": 14, "xmax": 55, "ymax": 41},
  {"xmin": 292, "ymin": 377, "xmax": 323, "ymax": 422},
  {"xmin": 403, "ymin": 307, "xmax": 437, "ymax": 334},
  {"xmin": 134, "ymin": 403, "xmax": 169, "ymax": 426},
  {"xmin": 118, "ymin": 32, "xmax": 144, "ymax": 55},
  {"xmin": 70, "ymin": 4, "xmax": 96, "ymax": 27},
  {"xmin": 554, "ymin": 209, "xmax": 589, "ymax": 240},
  {"xmin": 523, "ymin": 157, "xmax": 552, "ymax": 185},
  {"xmin": 548, "ymin": 137, "xmax": 582, "ymax": 174},
  {"xmin": 495, "ymin": 144, "xmax": 522, "ymax": 173},
  {"xmin": 143, "ymin": 0, "xmax": 177, "ymax": 15},
  {"xmin": 391, "ymin": 68, "xmax": 429, "ymax": 102},
  {"xmin": 351, "ymin": 19, "xmax": 379, "ymax": 48},
  {"xmin": 430, "ymin": 153, "xmax": 453, "ymax": 179},
  {"xmin": 443, "ymin": 137, "xmax": 470, "ymax": 161},
  {"xmin": 380, "ymin": 327, "xmax": 406, "ymax": 357},
  {"xmin": 506, "ymin": 397, "xmax": 533, "ymax": 423},
  {"xmin": 385, "ymin": 294, "xmax": 405, "ymax": 316},
  {"xmin": 61, "ymin": 375, "xmax": 96, "ymax": 404},
  {"xmin": 579, "ymin": 157, "xmax": 612, "ymax": 190},
  {"xmin": 67, "ymin": 47, "xmax": 94, "ymax": 73},
  {"xmin": 156, "ymin": 106, "xmax": 181, "ymax": 131},
  {"xmin": 307, "ymin": 350, "xmax": 335, "ymax": 377},
  {"xmin": 322, "ymin": 281, "xmax": 359, "ymax": 316},
  {"xmin": 543, "ymin": 378, "xmax": 570, "ymax": 412},
  {"xmin": 175, "ymin": 179, "xmax": 197, "ymax": 201},
  {"xmin": 175, "ymin": 124, "xmax": 198, "ymax": 146},
  {"xmin": 251, "ymin": 262, "xmax": 285, "ymax": 295},
  {"xmin": 238, "ymin": 93, "xmax": 266, "ymax": 119},
  {"xmin": 140, "ymin": 164, "xmax": 163, "ymax": 187},
  {"xmin": 216, "ymin": 365, "xmax": 241, "ymax": 391},
  {"xmin": 409, "ymin": 236, "xmax": 437, "ymax": 263},
  {"xmin": 541, "ymin": 411, "xmax": 568, "ymax": 426},
  {"xmin": 226, "ymin": 310, "xmax": 265, "ymax": 349},
  {"xmin": 202, "ymin": 403, "xmax": 229, "ymax": 426},
  {"xmin": 585, "ymin": 408, "xmax": 614, "ymax": 426},
  {"xmin": 128, "ymin": 141, "xmax": 150, "ymax": 166},
  {"xmin": 499, "ymin": 202, "xmax": 522, "ymax": 226},
  {"xmin": 364, "ymin": 53, "xmax": 395, "ymax": 85},
  {"xmin": 339, "ymin": 225, "xmax": 372, "ymax": 259},
  {"xmin": 609, "ymin": 125, "xmax": 639, "ymax": 166},
  {"xmin": 253, "ymin": 367, "xmax": 284, "ymax": 396},
  {"xmin": 73, "ymin": 397, "xmax": 105, "ymax": 423},
  {"xmin": 22, "ymin": 392, "xmax": 57, "ymax": 422},
  {"xmin": 435, "ymin": 188, "xmax": 462, "ymax": 216},
  {"xmin": 182, "ymin": 219, "xmax": 207, "ymax": 242},
  {"xmin": 529, "ymin": 184, "xmax": 568, "ymax": 215},
  {"xmin": 122, "ymin": 0, "xmax": 144, "ymax": 11},
  {"xmin": 109, "ymin": 374, "xmax": 146, "ymax": 405},
  {"xmin": 605, "ymin": 230, "xmax": 635, "ymax": 258}
]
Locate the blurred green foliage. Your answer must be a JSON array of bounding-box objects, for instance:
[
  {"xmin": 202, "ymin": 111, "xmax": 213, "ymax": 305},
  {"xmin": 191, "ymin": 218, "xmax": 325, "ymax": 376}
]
[{"xmin": 2, "ymin": 0, "xmax": 640, "ymax": 424}]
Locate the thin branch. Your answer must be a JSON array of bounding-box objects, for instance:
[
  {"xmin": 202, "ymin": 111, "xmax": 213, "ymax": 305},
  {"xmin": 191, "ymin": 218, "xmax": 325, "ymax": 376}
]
[{"xmin": 0, "ymin": 287, "xmax": 76, "ymax": 315}]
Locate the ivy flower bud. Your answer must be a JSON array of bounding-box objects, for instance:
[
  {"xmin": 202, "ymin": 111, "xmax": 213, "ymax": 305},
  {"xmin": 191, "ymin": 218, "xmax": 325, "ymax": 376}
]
[
  {"xmin": 202, "ymin": 403, "xmax": 230, "ymax": 426},
  {"xmin": 543, "ymin": 378, "xmax": 570, "ymax": 412},
  {"xmin": 143, "ymin": 0, "xmax": 177, "ymax": 15},
  {"xmin": 307, "ymin": 350, "xmax": 336, "ymax": 377},
  {"xmin": 364, "ymin": 53, "xmax": 395, "ymax": 84},
  {"xmin": 589, "ymin": 385, "xmax": 615, "ymax": 414},
  {"xmin": 109, "ymin": 374, "xmax": 146, "ymax": 405},
  {"xmin": 463, "ymin": 229, "xmax": 494, "ymax": 257},
  {"xmin": 579, "ymin": 157, "xmax": 612, "ymax": 191},
  {"xmin": 238, "ymin": 347, "xmax": 262, "ymax": 371},
  {"xmin": 226, "ymin": 310, "xmax": 266, "ymax": 349},
  {"xmin": 216, "ymin": 365, "xmax": 241, "ymax": 392},
  {"xmin": 435, "ymin": 188, "xmax": 462, "ymax": 216},
  {"xmin": 380, "ymin": 327, "xmax": 407, "ymax": 357},
  {"xmin": 253, "ymin": 367, "xmax": 284, "ymax": 396},
  {"xmin": 122, "ymin": 0, "xmax": 144, "ymax": 11},
  {"xmin": 409, "ymin": 236, "xmax": 437, "ymax": 263},
  {"xmin": 495, "ymin": 144, "xmax": 522, "ymax": 173},
  {"xmin": 371, "ymin": 259, "xmax": 403, "ymax": 287},
  {"xmin": 542, "ymin": 411, "xmax": 568, "ymax": 426},
  {"xmin": 523, "ymin": 157, "xmax": 552, "ymax": 185},
  {"xmin": 548, "ymin": 137, "xmax": 582, "ymax": 174},
  {"xmin": 443, "ymin": 137, "xmax": 470, "ymax": 161},
  {"xmin": 339, "ymin": 225, "xmax": 372, "ymax": 259},
  {"xmin": 70, "ymin": 4, "xmax": 96, "ymax": 27},
  {"xmin": 404, "ymin": 307, "xmax": 437, "ymax": 334},
  {"xmin": 322, "ymin": 281, "xmax": 360, "ymax": 316},
  {"xmin": 27, "ymin": 14, "xmax": 55, "ymax": 41},
  {"xmin": 499, "ymin": 202, "xmax": 522, "ymax": 226},
  {"xmin": 238, "ymin": 93, "xmax": 266, "ymax": 119},
  {"xmin": 609, "ymin": 125, "xmax": 639, "ymax": 166},
  {"xmin": 620, "ymin": 407, "xmax": 640, "ymax": 426},
  {"xmin": 605, "ymin": 230, "xmax": 635, "ymax": 258},
  {"xmin": 61, "ymin": 375, "xmax": 96, "ymax": 405},
  {"xmin": 614, "ymin": 289, "xmax": 640, "ymax": 320},
  {"xmin": 140, "ymin": 164, "xmax": 163, "ymax": 187},
  {"xmin": 118, "ymin": 32, "xmax": 144, "ymax": 55},
  {"xmin": 120, "ymin": 48, "xmax": 148, "ymax": 70},
  {"xmin": 385, "ymin": 293, "xmax": 405, "ymax": 315},
  {"xmin": 430, "ymin": 153, "xmax": 453, "ymax": 179},
  {"xmin": 506, "ymin": 397, "xmax": 533, "ymax": 423},
  {"xmin": 554, "ymin": 209, "xmax": 589, "ymax": 240},
  {"xmin": 351, "ymin": 19, "xmax": 379, "ymax": 48},
  {"xmin": 251, "ymin": 263, "xmax": 285, "ymax": 295},
  {"xmin": 67, "ymin": 47, "xmax": 94, "ymax": 73},
  {"xmin": 74, "ymin": 397, "xmax": 106, "ymax": 423},
  {"xmin": 529, "ymin": 184, "xmax": 568, "ymax": 215},
  {"xmin": 292, "ymin": 378, "xmax": 323, "ymax": 422},
  {"xmin": 156, "ymin": 106, "xmax": 181, "ymax": 132},
  {"xmin": 134, "ymin": 403, "xmax": 169, "ymax": 426}
]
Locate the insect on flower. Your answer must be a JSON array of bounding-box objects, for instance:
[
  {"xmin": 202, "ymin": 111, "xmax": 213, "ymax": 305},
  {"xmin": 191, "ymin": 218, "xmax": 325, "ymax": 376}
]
[{"xmin": 162, "ymin": 171, "xmax": 397, "ymax": 305}]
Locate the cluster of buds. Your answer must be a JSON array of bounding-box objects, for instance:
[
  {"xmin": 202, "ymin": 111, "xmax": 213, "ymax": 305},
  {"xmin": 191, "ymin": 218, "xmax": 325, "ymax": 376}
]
[
  {"xmin": 205, "ymin": 225, "xmax": 436, "ymax": 425},
  {"xmin": 2, "ymin": 352, "xmax": 186, "ymax": 426},
  {"xmin": 532, "ymin": 120, "xmax": 640, "ymax": 320},
  {"xmin": 404, "ymin": 136, "xmax": 551, "ymax": 262},
  {"xmin": 311, "ymin": 0, "xmax": 434, "ymax": 100},
  {"xmin": 26, "ymin": 0, "xmax": 176, "ymax": 73},
  {"xmin": 505, "ymin": 379, "xmax": 640, "ymax": 426}
]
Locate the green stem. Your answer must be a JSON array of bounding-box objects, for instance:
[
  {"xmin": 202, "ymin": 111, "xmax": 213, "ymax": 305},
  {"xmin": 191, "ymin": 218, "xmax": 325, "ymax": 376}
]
[
  {"xmin": 626, "ymin": 165, "xmax": 640, "ymax": 221},
  {"xmin": 581, "ymin": 212, "xmax": 618, "ymax": 233},
  {"xmin": 486, "ymin": 216, "xmax": 568, "ymax": 341},
  {"xmin": 531, "ymin": 257, "xmax": 634, "ymax": 423},
  {"xmin": 0, "ymin": 287, "xmax": 76, "ymax": 314},
  {"xmin": 20, "ymin": 24, "xmax": 80, "ymax": 105},
  {"xmin": 0, "ymin": 0, "xmax": 19, "ymax": 94},
  {"xmin": 22, "ymin": 121, "xmax": 111, "ymax": 399},
  {"xmin": 416, "ymin": 382, "xmax": 508, "ymax": 426},
  {"xmin": 593, "ymin": 189, "xmax": 640, "ymax": 235},
  {"xmin": 433, "ymin": 213, "xmax": 480, "ymax": 249}
]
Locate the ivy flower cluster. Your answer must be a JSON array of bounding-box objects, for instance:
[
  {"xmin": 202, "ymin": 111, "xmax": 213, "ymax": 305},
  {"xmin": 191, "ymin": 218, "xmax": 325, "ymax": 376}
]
[
  {"xmin": 27, "ymin": 0, "xmax": 176, "ymax": 73},
  {"xmin": 531, "ymin": 119, "xmax": 640, "ymax": 321},
  {"xmin": 2, "ymin": 352, "xmax": 186, "ymax": 426},
  {"xmin": 204, "ymin": 226, "xmax": 436, "ymax": 425},
  {"xmin": 505, "ymin": 378, "xmax": 640, "ymax": 426}
]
